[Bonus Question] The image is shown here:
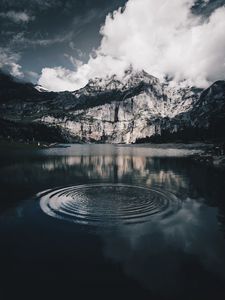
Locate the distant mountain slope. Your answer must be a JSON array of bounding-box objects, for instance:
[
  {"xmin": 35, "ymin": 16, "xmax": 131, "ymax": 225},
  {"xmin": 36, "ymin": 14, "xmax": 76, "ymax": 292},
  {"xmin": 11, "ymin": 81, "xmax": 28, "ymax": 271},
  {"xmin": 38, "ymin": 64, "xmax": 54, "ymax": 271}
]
[
  {"xmin": 0, "ymin": 71, "xmax": 57, "ymax": 102},
  {"xmin": 0, "ymin": 69, "xmax": 224, "ymax": 143},
  {"xmin": 146, "ymin": 80, "xmax": 225, "ymax": 143}
]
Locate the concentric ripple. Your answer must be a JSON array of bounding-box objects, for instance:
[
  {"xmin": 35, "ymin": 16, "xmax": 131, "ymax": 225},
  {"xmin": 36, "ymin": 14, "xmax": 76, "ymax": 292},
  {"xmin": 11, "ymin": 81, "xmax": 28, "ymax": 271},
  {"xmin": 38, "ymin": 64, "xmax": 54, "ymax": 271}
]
[{"xmin": 39, "ymin": 184, "xmax": 181, "ymax": 226}]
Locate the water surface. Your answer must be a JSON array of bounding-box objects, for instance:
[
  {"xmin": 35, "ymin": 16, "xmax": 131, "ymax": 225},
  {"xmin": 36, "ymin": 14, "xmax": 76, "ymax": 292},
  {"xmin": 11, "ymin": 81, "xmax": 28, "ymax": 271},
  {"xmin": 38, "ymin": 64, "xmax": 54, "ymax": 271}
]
[{"xmin": 0, "ymin": 144, "xmax": 225, "ymax": 300}]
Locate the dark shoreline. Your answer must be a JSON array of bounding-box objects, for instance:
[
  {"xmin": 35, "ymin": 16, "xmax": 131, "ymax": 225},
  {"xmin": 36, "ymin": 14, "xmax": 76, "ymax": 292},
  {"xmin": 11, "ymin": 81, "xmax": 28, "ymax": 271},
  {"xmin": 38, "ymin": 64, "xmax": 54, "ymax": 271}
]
[{"xmin": 190, "ymin": 149, "xmax": 225, "ymax": 171}]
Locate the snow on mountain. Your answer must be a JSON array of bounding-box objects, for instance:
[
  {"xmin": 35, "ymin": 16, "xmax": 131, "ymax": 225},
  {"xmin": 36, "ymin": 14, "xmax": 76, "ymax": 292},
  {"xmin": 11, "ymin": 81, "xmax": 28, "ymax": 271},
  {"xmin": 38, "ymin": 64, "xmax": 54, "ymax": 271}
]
[
  {"xmin": 35, "ymin": 85, "xmax": 50, "ymax": 92},
  {"xmin": 0, "ymin": 69, "xmax": 224, "ymax": 144},
  {"xmin": 73, "ymin": 68, "xmax": 201, "ymax": 118}
]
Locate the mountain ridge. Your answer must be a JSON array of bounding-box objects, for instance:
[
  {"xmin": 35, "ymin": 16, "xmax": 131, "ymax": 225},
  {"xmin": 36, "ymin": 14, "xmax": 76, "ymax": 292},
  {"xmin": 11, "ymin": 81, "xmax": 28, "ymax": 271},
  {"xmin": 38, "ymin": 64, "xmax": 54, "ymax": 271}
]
[{"xmin": 0, "ymin": 69, "xmax": 224, "ymax": 144}]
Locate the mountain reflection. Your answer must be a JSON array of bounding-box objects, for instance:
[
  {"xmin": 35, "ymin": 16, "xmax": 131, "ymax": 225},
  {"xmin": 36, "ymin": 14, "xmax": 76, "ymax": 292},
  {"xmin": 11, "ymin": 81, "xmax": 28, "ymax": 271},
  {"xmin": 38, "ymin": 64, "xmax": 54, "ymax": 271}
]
[
  {"xmin": 0, "ymin": 145, "xmax": 224, "ymax": 204},
  {"xmin": 1, "ymin": 154, "xmax": 190, "ymax": 197},
  {"xmin": 0, "ymin": 145, "xmax": 225, "ymax": 299},
  {"xmin": 0, "ymin": 146, "xmax": 224, "ymax": 227}
]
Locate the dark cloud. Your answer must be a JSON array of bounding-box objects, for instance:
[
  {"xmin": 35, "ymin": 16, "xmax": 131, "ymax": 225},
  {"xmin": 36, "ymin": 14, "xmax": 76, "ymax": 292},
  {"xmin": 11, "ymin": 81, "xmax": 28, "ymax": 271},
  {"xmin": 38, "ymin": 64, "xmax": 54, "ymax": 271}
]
[
  {"xmin": 0, "ymin": 0, "xmax": 62, "ymax": 11},
  {"xmin": 0, "ymin": 11, "xmax": 34, "ymax": 23},
  {"xmin": 0, "ymin": 47, "xmax": 23, "ymax": 77},
  {"xmin": 192, "ymin": 0, "xmax": 225, "ymax": 16},
  {"xmin": 0, "ymin": 0, "xmax": 224, "ymax": 83},
  {"xmin": 0, "ymin": 0, "xmax": 127, "ymax": 82}
]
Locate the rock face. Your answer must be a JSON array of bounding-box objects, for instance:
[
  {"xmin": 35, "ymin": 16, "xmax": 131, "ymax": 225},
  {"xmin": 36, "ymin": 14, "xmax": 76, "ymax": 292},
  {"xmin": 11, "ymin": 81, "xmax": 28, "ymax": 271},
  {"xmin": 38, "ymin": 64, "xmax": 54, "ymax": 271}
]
[{"xmin": 0, "ymin": 69, "xmax": 224, "ymax": 143}]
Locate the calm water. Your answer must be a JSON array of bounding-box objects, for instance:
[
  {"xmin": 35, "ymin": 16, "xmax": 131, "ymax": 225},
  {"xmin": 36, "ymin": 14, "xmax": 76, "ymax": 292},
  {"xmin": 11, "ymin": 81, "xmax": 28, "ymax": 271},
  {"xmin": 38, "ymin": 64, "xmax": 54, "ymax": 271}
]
[{"xmin": 0, "ymin": 144, "xmax": 225, "ymax": 300}]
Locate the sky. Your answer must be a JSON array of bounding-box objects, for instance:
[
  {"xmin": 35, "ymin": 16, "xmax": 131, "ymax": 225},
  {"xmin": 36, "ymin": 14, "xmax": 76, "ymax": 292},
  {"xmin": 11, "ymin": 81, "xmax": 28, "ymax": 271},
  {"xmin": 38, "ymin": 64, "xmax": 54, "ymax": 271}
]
[{"xmin": 0, "ymin": 0, "xmax": 225, "ymax": 91}]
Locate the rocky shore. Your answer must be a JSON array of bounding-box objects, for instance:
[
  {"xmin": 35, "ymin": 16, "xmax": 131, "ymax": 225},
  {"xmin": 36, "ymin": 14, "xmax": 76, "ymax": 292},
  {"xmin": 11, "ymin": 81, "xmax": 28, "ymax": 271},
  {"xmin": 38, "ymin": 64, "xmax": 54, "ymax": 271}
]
[
  {"xmin": 190, "ymin": 143, "xmax": 225, "ymax": 171},
  {"xmin": 0, "ymin": 139, "xmax": 62, "ymax": 150}
]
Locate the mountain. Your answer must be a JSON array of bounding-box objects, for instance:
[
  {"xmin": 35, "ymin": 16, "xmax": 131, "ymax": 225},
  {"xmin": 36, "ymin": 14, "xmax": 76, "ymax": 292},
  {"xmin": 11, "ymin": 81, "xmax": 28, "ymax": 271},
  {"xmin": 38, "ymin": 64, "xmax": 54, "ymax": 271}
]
[
  {"xmin": 0, "ymin": 71, "xmax": 57, "ymax": 103},
  {"xmin": 0, "ymin": 69, "xmax": 224, "ymax": 144}
]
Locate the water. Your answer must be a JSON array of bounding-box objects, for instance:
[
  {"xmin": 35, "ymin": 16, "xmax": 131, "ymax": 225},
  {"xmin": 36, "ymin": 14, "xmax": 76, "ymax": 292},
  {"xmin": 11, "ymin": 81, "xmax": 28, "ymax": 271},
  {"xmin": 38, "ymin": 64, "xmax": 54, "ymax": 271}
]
[
  {"xmin": 0, "ymin": 144, "xmax": 225, "ymax": 300},
  {"xmin": 39, "ymin": 184, "xmax": 181, "ymax": 226}
]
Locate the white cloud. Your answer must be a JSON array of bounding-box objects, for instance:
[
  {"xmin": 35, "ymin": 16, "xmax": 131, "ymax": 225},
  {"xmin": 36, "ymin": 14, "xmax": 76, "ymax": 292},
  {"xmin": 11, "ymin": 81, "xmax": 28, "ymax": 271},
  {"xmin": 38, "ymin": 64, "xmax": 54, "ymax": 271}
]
[
  {"xmin": 0, "ymin": 11, "xmax": 34, "ymax": 23},
  {"xmin": 39, "ymin": 0, "xmax": 225, "ymax": 91},
  {"xmin": 0, "ymin": 47, "xmax": 23, "ymax": 78},
  {"xmin": 38, "ymin": 67, "xmax": 87, "ymax": 92}
]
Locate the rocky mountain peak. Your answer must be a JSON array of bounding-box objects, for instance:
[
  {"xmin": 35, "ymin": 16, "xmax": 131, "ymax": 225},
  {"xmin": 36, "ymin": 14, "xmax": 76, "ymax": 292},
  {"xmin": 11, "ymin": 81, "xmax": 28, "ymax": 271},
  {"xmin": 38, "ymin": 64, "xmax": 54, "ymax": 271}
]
[
  {"xmin": 76, "ymin": 68, "xmax": 160, "ymax": 96},
  {"xmin": 67, "ymin": 68, "xmax": 201, "ymax": 117},
  {"xmin": 0, "ymin": 69, "xmax": 224, "ymax": 144}
]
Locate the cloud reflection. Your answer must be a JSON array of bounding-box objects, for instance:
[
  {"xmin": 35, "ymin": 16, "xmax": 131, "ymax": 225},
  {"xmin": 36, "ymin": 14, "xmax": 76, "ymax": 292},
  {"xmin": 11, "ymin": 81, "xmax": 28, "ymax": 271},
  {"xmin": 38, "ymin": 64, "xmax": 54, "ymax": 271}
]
[{"xmin": 102, "ymin": 198, "xmax": 225, "ymax": 297}]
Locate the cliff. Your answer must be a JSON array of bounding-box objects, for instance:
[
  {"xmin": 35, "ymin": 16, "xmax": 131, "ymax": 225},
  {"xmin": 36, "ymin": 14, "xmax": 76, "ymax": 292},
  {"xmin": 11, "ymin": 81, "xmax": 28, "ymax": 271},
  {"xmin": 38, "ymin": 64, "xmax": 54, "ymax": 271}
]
[{"xmin": 0, "ymin": 69, "xmax": 224, "ymax": 143}]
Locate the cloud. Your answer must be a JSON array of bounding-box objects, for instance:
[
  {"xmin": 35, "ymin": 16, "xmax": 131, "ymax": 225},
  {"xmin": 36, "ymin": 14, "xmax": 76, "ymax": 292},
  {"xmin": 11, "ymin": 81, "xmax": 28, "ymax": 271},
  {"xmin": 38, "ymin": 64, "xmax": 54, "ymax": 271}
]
[
  {"xmin": 10, "ymin": 31, "xmax": 73, "ymax": 49},
  {"xmin": 0, "ymin": 47, "xmax": 23, "ymax": 78},
  {"xmin": 39, "ymin": 0, "xmax": 225, "ymax": 91},
  {"xmin": 25, "ymin": 70, "xmax": 39, "ymax": 82},
  {"xmin": 0, "ymin": 11, "xmax": 34, "ymax": 23},
  {"xmin": 0, "ymin": 0, "xmax": 62, "ymax": 12},
  {"xmin": 38, "ymin": 67, "xmax": 87, "ymax": 92}
]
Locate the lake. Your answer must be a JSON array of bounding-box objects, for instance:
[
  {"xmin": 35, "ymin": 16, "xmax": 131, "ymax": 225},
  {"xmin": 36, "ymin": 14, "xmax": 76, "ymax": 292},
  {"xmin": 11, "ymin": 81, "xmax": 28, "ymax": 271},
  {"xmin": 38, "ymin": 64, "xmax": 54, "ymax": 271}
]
[{"xmin": 0, "ymin": 144, "xmax": 225, "ymax": 300}]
